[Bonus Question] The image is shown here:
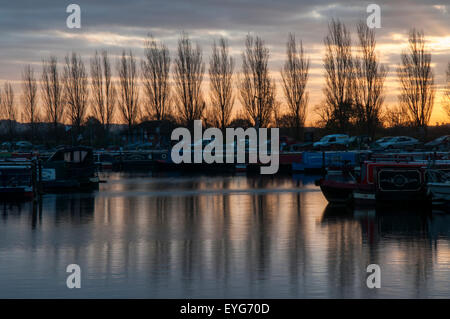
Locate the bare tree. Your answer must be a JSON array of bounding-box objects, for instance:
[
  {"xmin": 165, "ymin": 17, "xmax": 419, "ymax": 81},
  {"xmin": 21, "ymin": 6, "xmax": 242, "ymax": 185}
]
[
  {"xmin": 22, "ymin": 65, "xmax": 39, "ymax": 140},
  {"xmin": 353, "ymin": 21, "xmax": 387, "ymax": 138},
  {"xmin": 142, "ymin": 36, "xmax": 171, "ymax": 121},
  {"xmin": 174, "ymin": 33, "xmax": 205, "ymax": 127},
  {"xmin": 117, "ymin": 50, "xmax": 140, "ymax": 140},
  {"xmin": 383, "ymin": 105, "xmax": 410, "ymax": 128},
  {"xmin": 1, "ymin": 82, "xmax": 16, "ymax": 137},
  {"xmin": 209, "ymin": 37, "xmax": 235, "ymax": 129},
  {"xmin": 63, "ymin": 52, "xmax": 89, "ymax": 141},
  {"xmin": 397, "ymin": 29, "xmax": 435, "ymax": 133},
  {"xmin": 239, "ymin": 34, "xmax": 276, "ymax": 128},
  {"xmin": 444, "ymin": 62, "xmax": 450, "ymax": 119},
  {"xmin": 90, "ymin": 50, "xmax": 116, "ymax": 136},
  {"xmin": 281, "ymin": 33, "xmax": 309, "ymax": 139},
  {"xmin": 41, "ymin": 56, "xmax": 64, "ymax": 139},
  {"xmin": 320, "ymin": 19, "xmax": 354, "ymax": 132}
]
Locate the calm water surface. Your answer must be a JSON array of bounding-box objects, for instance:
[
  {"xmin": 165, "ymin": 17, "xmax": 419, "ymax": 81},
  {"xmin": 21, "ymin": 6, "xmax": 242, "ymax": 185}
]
[{"xmin": 0, "ymin": 171, "xmax": 449, "ymax": 298}]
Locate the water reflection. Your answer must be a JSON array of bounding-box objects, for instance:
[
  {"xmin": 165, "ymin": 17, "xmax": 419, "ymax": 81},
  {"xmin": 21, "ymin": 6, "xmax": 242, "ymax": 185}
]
[{"xmin": 0, "ymin": 172, "xmax": 449, "ymax": 298}]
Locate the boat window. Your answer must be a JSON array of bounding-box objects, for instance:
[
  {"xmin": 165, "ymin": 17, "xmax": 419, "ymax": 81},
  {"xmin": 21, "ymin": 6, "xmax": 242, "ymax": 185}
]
[
  {"xmin": 73, "ymin": 151, "xmax": 88, "ymax": 163},
  {"xmin": 64, "ymin": 150, "xmax": 89, "ymax": 163}
]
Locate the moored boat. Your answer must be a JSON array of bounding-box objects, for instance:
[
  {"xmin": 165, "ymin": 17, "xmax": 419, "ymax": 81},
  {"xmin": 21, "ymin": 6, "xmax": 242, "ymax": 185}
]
[
  {"xmin": 292, "ymin": 151, "xmax": 362, "ymax": 172},
  {"xmin": 426, "ymin": 169, "xmax": 450, "ymax": 209},
  {"xmin": 0, "ymin": 160, "xmax": 36, "ymax": 201},
  {"xmin": 40, "ymin": 146, "xmax": 99, "ymax": 192},
  {"xmin": 316, "ymin": 157, "xmax": 450, "ymax": 207}
]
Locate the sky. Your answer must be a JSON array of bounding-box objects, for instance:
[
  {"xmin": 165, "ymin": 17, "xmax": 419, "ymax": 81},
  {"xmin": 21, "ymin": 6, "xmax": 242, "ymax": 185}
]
[{"xmin": 0, "ymin": 0, "xmax": 449, "ymax": 125}]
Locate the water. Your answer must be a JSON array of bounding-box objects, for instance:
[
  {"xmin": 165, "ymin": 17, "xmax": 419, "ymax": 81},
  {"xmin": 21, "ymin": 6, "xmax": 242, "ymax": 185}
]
[{"xmin": 0, "ymin": 171, "xmax": 449, "ymax": 298}]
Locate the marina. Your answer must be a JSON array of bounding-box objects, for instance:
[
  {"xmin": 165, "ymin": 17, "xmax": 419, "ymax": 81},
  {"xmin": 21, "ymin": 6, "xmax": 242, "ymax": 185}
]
[
  {"xmin": 2, "ymin": 146, "xmax": 450, "ymax": 210},
  {"xmin": 0, "ymin": 142, "xmax": 449, "ymax": 299},
  {"xmin": 0, "ymin": 0, "xmax": 449, "ymax": 302}
]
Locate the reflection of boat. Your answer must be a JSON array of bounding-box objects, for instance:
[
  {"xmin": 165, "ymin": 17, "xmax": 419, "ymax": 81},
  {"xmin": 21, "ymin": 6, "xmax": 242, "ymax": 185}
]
[
  {"xmin": 0, "ymin": 161, "xmax": 36, "ymax": 201},
  {"xmin": 40, "ymin": 147, "xmax": 99, "ymax": 192},
  {"xmin": 426, "ymin": 169, "xmax": 450, "ymax": 209}
]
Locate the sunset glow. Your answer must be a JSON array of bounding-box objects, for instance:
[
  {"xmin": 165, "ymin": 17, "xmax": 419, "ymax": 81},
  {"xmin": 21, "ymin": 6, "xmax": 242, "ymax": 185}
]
[{"xmin": 0, "ymin": 1, "xmax": 448, "ymax": 126}]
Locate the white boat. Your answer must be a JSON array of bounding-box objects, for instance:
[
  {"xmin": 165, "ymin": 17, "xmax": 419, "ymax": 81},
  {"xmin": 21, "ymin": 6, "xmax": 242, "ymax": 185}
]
[{"xmin": 427, "ymin": 169, "xmax": 450, "ymax": 207}]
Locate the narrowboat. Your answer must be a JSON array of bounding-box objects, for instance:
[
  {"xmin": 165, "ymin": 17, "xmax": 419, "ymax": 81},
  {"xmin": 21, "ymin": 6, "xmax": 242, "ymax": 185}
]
[
  {"xmin": 426, "ymin": 169, "xmax": 450, "ymax": 208},
  {"xmin": 316, "ymin": 158, "xmax": 450, "ymax": 207},
  {"xmin": 40, "ymin": 146, "xmax": 99, "ymax": 192},
  {"xmin": 0, "ymin": 160, "xmax": 36, "ymax": 201},
  {"xmin": 314, "ymin": 164, "xmax": 359, "ymax": 205},
  {"xmin": 292, "ymin": 151, "xmax": 362, "ymax": 172},
  {"xmin": 353, "ymin": 161, "xmax": 428, "ymax": 206}
]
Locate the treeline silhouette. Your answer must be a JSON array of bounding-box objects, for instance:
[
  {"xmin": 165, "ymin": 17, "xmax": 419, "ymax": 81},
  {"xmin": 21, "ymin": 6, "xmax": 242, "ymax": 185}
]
[{"xmin": 0, "ymin": 19, "xmax": 449, "ymax": 147}]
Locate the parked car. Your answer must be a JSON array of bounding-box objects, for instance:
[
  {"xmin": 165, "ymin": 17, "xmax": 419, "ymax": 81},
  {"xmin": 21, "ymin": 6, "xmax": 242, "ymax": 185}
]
[
  {"xmin": 313, "ymin": 134, "xmax": 350, "ymax": 149},
  {"xmin": 425, "ymin": 135, "xmax": 450, "ymax": 151},
  {"xmin": 348, "ymin": 135, "xmax": 372, "ymax": 150},
  {"xmin": 372, "ymin": 136, "xmax": 420, "ymax": 150},
  {"xmin": 1, "ymin": 142, "xmax": 13, "ymax": 150}
]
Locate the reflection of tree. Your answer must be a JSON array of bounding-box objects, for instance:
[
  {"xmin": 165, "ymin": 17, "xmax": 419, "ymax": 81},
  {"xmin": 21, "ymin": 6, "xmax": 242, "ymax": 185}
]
[
  {"xmin": 397, "ymin": 29, "xmax": 435, "ymax": 133},
  {"xmin": 287, "ymin": 192, "xmax": 308, "ymax": 296},
  {"xmin": 31, "ymin": 198, "xmax": 43, "ymax": 230},
  {"xmin": 0, "ymin": 201, "xmax": 37, "ymax": 226},
  {"xmin": 250, "ymin": 194, "xmax": 269, "ymax": 280}
]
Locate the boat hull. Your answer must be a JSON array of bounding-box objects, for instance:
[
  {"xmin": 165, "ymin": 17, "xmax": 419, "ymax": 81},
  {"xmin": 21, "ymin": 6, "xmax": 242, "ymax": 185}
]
[
  {"xmin": 318, "ymin": 179, "xmax": 356, "ymax": 204},
  {"xmin": 428, "ymin": 182, "xmax": 450, "ymax": 208}
]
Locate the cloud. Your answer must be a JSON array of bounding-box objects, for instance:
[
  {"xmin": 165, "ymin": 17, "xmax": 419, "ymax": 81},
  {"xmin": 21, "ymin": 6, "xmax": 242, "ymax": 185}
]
[{"xmin": 0, "ymin": 0, "xmax": 449, "ymax": 123}]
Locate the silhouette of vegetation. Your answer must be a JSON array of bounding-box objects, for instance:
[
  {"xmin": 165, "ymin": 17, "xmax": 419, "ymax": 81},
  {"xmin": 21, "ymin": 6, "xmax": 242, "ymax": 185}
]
[
  {"xmin": 0, "ymin": 23, "xmax": 447, "ymax": 148},
  {"xmin": 174, "ymin": 33, "xmax": 205, "ymax": 128},
  {"xmin": 281, "ymin": 33, "xmax": 309, "ymax": 139},
  {"xmin": 239, "ymin": 35, "xmax": 276, "ymax": 128},
  {"xmin": 353, "ymin": 21, "xmax": 387, "ymax": 139},
  {"xmin": 90, "ymin": 50, "xmax": 116, "ymax": 141},
  {"xmin": 318, "ymin": 19, "xmax": 354, "ymax": 133},
  {"xmin": 209, "ymin": 37, "xmax": 235, "ymax": 130},
  {"xmin": 117, "ymin": 50, "xmax": 140, "ymax": 141},
  {"xmin": 142, "ymin": 35, "xmax": 171, "ymax": 121},
  {"xmin": 397, "ymin": 29, "xmax": 435, "ymax": 136}
]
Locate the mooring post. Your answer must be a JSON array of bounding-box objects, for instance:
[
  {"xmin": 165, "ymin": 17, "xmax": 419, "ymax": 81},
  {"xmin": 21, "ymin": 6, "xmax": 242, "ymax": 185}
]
[
  {"xmin": 38, "ymin": 159, "xmax": 43, "ymax": 195},
  {"xmin": 322, "ymin": 151, "xmax": 326, "ymax": 176}
]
